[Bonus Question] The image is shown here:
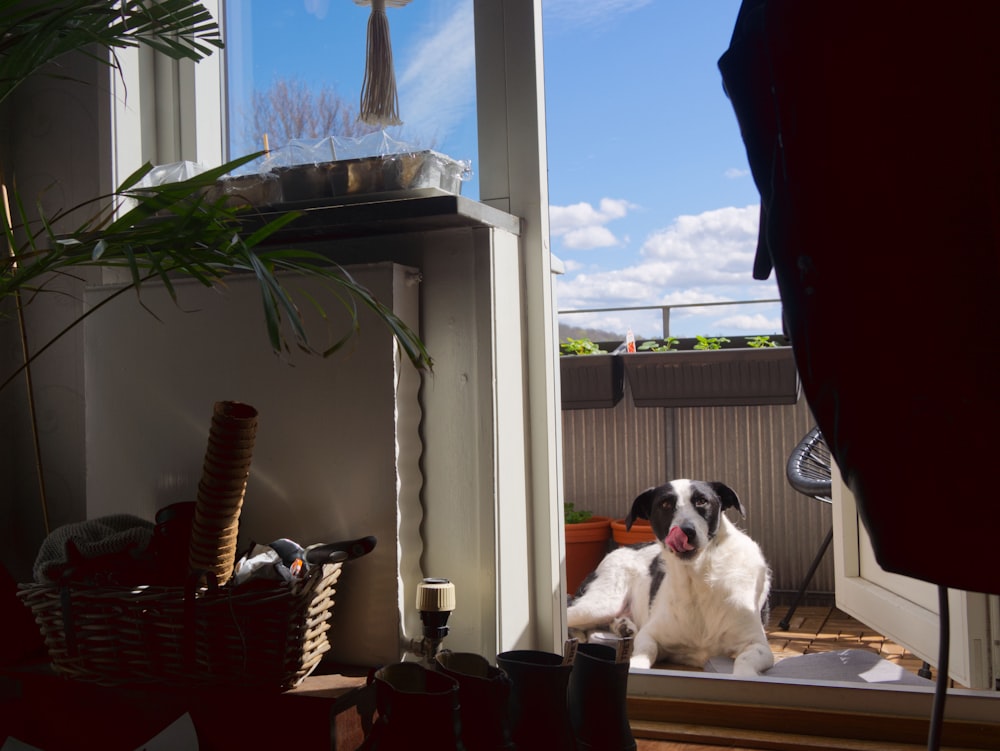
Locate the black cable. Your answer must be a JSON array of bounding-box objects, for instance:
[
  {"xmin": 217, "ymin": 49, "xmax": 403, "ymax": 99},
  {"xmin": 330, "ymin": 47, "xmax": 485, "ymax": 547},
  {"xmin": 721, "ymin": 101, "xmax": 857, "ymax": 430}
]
[{"xmin": 927, "ymin": 585, "xmax": 950, "ymax": 751}]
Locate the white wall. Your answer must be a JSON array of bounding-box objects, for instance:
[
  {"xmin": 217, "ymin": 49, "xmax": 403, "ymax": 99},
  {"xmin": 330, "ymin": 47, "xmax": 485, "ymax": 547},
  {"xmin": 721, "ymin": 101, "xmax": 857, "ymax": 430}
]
[{"xmin": 83, "ymin": 263, "xmax": 423, "ymax": 666}]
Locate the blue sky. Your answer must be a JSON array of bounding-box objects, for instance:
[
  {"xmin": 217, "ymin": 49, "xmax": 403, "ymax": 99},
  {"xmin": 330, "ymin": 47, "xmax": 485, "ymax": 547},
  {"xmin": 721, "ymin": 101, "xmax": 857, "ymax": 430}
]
[{"xmin": 225, "ymin": 0, "xmax": 781, "ymax": 340}]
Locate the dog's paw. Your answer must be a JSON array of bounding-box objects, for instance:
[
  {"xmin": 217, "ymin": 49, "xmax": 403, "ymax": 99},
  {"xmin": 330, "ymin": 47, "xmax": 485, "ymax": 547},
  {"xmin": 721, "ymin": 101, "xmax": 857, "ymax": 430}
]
[
  {"xmin": 629, "ymin": 653, "xmax": 653, "ymax": 670},
  {"xmin": 610, "ymin": 616, "xmax": 637, "ymax": 638},
  {"xmin": 732, "ymin": 642, "xmax": 774, "ymax": 676},
  {"xmin": 567, "ymin": 627, "xmax": 590, "ymax": 643}
]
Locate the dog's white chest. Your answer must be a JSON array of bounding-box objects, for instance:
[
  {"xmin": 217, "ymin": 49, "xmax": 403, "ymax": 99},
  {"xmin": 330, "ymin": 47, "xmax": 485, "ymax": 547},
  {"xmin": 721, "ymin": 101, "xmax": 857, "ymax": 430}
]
[{"xmin": 646, "ymin": 558, "xmax": 752, "ymax": 662}]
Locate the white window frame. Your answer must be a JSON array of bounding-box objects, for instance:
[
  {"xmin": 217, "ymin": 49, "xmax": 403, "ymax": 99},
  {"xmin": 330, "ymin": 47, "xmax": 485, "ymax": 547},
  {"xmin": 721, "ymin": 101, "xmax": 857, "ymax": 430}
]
[
  {"xmin": 106, "ymin": 0, "xmax": 225, "ymax": 194},
  {"xmin": 832, "ymin": 462, "xmax": 995, "ymax": 690}
]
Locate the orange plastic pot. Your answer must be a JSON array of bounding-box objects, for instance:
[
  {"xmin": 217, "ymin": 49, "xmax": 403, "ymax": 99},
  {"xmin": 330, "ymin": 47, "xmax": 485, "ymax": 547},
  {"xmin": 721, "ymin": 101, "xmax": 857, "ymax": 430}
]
[
  {"xmin": 611, "ymin": 518, "xmax": 657, "ymax": 547},
  {"xmin": 564, "ymin": 516, "xmax": 611, "ymax": 596}
]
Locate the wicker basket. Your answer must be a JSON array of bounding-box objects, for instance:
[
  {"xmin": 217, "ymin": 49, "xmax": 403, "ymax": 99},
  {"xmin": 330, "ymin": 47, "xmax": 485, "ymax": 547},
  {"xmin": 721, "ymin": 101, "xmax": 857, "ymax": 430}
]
[{"xmin": 17, "ymin": 560, "xmax": 342, "ymax": 691}]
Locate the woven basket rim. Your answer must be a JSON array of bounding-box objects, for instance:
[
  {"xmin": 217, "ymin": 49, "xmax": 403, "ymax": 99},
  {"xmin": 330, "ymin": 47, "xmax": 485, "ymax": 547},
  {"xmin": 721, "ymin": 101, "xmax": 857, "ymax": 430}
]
[{"xmin": 17, "ymin": 561, "xmax": 343, "ymax": 690}]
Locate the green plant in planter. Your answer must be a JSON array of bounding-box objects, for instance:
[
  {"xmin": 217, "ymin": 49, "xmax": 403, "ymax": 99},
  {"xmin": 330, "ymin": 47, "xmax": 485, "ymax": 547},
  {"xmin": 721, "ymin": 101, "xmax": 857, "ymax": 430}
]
[
  {"xmin": 564, "ymin": 502, "xmax": 594, "ymax": 524},
  {"xmin": 559, "ymin": 337, "xmax": 625, "ymax": 409},
  {"xmin": 745, "ymin": 335, "xmax": 777, "ymax": 348},
  {"xmin": 638, "ymin": 337, "xmax": 679, "ymax": 352},
  {"xmin": 693, "ymin": 335, "xmax": 731, "ymax": 350},
  {"xmin": 560, "ymin": 337, "xmax": 602, "ymax": 356}
]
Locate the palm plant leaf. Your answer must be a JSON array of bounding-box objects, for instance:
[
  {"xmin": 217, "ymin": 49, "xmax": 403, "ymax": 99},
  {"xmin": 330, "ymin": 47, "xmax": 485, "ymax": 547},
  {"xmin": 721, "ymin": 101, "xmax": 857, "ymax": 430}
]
[
  {"xmin": 1, "ymin": 0, "xmax": 431, "ymax": 394},
  {"xmin": 2, "ymin": 157, "xmax": 433, "ymax": 392},
  {"xmin": 0, "ymin": 0, "xmax": 223, "ymax": 105}
]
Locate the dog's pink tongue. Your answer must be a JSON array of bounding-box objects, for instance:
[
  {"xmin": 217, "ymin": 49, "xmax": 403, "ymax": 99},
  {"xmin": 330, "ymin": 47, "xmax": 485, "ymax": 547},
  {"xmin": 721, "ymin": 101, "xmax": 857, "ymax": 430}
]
[{"xmin": 666, "ymin": 526, "xmax": 694, "ymax": 553}]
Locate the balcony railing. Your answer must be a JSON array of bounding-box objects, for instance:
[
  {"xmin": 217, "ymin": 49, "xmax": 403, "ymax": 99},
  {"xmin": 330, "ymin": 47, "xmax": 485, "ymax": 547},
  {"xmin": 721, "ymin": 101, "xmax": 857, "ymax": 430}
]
[{"xmin": 558, "ymin": 298, "xmax": 783, "ymax": 340}]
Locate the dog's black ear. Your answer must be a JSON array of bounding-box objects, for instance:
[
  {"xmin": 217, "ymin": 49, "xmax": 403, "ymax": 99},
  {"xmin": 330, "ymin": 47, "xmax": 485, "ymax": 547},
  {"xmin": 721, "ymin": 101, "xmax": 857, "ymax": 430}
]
[
  {"xmin": 710, "ymin": 482, "xmax": 746, "ymax": 517},
  {"xmin": 625, "ymin": 486, "xmax": 658, "ymax": 529}
]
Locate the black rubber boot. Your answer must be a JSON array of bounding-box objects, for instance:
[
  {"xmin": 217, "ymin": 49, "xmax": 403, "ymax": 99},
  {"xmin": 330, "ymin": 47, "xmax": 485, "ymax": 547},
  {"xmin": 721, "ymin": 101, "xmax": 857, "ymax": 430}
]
[
  {"xmin": 567, "ymin": 643, "xmax": 636, "ymax": 750},
  {"xmin": 357, "ymin": 661, "xmax": 466, "ymax": 750},
  {"xmin": 495, "ymin": 649, "xmax": 577, "ymax": 751},
  {"xmin": 436, "ymin": 652, "xmax": 515, "ymax": 751}
]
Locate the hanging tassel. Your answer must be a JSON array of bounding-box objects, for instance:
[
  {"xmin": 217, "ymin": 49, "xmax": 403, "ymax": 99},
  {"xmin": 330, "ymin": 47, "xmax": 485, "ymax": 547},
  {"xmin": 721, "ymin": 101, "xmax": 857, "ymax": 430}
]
[{"xmin": 356, "ymin": 0, "xmax": 411, "ymax": 127}]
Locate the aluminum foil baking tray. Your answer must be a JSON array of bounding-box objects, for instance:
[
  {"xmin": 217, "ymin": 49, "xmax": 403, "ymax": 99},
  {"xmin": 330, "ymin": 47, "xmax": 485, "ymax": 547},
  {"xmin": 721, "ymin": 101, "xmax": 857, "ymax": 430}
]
[{"xmin": 205, "ymin": 150, "xmax": 468, "ymax": 209}]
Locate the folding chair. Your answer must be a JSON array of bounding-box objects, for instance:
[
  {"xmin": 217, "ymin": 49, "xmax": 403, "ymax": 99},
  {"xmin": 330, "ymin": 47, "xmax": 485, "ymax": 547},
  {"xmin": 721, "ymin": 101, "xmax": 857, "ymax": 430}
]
[{"xmin": 780, "ymin": 426, "xmax": 832, "ymax": 630}]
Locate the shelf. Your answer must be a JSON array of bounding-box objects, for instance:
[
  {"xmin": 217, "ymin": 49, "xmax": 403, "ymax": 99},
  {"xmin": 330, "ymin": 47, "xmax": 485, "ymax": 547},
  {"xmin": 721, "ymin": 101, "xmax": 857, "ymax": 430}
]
[{"xmin": 244, "ymin": 189, "xmax": 522, "ymax": 245}]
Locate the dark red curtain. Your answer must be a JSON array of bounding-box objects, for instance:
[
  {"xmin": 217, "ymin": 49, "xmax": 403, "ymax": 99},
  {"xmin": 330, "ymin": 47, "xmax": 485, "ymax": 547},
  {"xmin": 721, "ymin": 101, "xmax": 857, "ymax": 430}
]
[{"xmin": 719, "ymin": 1, "xmax": 1000, "ymax": 594}]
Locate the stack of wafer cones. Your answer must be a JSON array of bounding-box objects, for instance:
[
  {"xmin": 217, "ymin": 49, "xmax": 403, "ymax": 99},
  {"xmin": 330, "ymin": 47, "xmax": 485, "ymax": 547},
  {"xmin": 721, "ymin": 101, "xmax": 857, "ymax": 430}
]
[{"xmin": 188, "ymin": 401, "xmax": 259, "ymax": 584}]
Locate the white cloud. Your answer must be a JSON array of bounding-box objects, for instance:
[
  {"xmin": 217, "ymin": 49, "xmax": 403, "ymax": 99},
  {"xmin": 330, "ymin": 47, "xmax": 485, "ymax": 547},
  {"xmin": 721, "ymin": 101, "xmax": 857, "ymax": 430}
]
[
  {"xmin": 555, "ymin": 204, "xmax": 780, "ymax": 338},
  {"xmin": 713, "ymin": 312, "xmax": 784, "ymax": 332},
  {"xmin": 562, "ymin": 226, "xmax": 619, "ymax": 250},
  {"xmin": 544, "ymin": 0, "xmax": 653, "ymax": 26},
  {"xmin": 303, "ymin": 0, "xmax": 330, "ymax": 20},
  {"xmin": 725, "ymin": 167, "xmax": 750, "ymax": 179},
  {"xmin": 396, "ymin": 2, "xmax": 476, "ymax": 142},
  {"xmin": 638, "ymin": 204, "xmax": 760, "ymax": 285},
  {"xmin": 550, "ymin": 198, "xmax": 636, "ymax": 249}
]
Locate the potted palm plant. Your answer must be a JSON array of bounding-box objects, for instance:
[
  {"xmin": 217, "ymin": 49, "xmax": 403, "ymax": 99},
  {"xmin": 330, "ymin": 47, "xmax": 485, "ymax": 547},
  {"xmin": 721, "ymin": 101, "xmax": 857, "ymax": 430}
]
[
  {"xmin": 0, "ymin": 0, "xmax": 434, "ymax": 684},
  {"xmin": 1, "ymin": 0, "xmax": 433, "ymax": 397}
]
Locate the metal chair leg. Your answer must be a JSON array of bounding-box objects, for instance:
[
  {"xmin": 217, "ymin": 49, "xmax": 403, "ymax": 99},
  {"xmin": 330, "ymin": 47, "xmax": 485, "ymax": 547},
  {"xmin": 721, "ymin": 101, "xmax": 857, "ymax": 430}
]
[{"xmin": 779, "ymin": 528, "xmax": 834, "ymax": 631}]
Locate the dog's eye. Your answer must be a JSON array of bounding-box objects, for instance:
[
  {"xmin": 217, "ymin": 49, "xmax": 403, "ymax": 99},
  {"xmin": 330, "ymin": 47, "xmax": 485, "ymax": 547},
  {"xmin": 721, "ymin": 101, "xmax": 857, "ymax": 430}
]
[{"xmin": 693, "ymin": 496, "xmax": 708, "ymax": 507}]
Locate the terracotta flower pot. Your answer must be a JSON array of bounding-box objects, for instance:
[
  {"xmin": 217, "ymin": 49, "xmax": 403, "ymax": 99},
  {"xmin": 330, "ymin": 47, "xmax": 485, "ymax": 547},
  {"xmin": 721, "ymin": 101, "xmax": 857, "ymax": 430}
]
[
  {"xmin": 611, "ymin": 518, "xmax": 657, "ymax": 547},
  {"xmin": 564, "ymin": 516, "xmax": 611, "ymax": 596}
]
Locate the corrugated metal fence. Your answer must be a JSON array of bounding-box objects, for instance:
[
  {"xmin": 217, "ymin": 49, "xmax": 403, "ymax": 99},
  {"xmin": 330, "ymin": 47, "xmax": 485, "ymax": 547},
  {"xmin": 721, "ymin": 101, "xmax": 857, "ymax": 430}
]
[{"xmin": 561, "ymin": 383, "xmax": 834, "ymax": 601}]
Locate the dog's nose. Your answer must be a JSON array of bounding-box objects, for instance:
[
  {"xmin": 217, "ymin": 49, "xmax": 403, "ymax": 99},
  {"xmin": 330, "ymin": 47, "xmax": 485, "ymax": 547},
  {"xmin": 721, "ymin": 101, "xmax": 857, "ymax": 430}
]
[{"xmin": 679, "ymin": 524, "xmax": 697, "ymax": 545}]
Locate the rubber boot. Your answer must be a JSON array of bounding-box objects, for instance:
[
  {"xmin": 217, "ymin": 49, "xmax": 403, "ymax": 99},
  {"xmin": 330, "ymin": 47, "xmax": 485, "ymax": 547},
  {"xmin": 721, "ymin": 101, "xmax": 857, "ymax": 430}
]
[
  {"xmin": 436, "ymin": 651, "xmax": 515, "ymax": 751},
  {"xmin": 357, "ymin": 661, "xmax": 466, "ymax": 750},
  {"xmin": 567, "ymin": 642, "xmax": 636, "ymax": 751},
  {"xmin": 495, "ymin": 649, "xmax": 577, "ymax": 751}
]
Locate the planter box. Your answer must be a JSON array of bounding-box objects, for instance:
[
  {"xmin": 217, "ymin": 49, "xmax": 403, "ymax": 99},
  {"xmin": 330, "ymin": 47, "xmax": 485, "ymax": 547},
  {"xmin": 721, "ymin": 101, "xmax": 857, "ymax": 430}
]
[
  {"xmin": 623, "ymin": 346, "xmax": 800, "ymax": 407},
  {"xmin": 560, "ymin": 354, "xmax": 624, "ymax": 410}
]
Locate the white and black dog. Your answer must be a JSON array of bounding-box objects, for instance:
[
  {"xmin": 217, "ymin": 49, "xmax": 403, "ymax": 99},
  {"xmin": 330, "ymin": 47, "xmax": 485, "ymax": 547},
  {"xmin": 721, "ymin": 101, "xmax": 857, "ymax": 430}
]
[{"xmin": 566, "ymin": 480, "xmax": 773, "ymax": 676}]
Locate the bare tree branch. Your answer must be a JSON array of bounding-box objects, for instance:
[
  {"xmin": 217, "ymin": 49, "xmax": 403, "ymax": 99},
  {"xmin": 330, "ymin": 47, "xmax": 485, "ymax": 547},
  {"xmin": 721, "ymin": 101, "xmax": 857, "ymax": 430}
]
[{"xmin": 238, "ymin": 77, "xmax": 377, "ymax": 153}]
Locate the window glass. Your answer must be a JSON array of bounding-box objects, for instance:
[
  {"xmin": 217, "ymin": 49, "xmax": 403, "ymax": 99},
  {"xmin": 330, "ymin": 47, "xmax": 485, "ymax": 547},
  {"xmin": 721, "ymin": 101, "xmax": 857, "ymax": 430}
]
[{"xmin": 224, "ymin": 0, "xmax": 479, "ymax": 198}]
